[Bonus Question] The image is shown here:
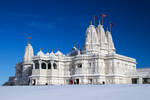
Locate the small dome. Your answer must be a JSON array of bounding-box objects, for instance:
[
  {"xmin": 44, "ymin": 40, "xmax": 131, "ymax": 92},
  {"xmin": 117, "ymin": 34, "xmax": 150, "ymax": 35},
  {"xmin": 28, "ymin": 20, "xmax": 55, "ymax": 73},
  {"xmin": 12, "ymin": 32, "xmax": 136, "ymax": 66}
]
[
  {"xmin": 45, "ymin": 52, "xmax": 50, "ymax": 56},
  {"xmin": 67, "ymin": 50, "xmax": 78, "ymax": 56},
  {"xmin": 37, "ymin": 50, "xmax": 45, "ymax": 57},
  {"xmin": 67, "ymin": 45, "xmax": 79, "ymax": 56},
  {"xmin": 49, "ymin": 51, "xmax": 55, "ymax": 57},
  {"xmin": 55, "ymin": 50, "xmax": 64, "ymax": 56},
  {"xmin": 72, "ymin": 45, "xmax": 77, "ymax": 50}
]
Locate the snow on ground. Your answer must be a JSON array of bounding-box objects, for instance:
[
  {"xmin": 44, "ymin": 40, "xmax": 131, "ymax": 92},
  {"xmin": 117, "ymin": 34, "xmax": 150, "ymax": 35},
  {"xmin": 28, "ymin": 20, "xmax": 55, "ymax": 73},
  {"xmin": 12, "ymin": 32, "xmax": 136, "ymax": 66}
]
[{"xmin": 0, "ymin": 84, "xmax": 150, "ymax": 100}]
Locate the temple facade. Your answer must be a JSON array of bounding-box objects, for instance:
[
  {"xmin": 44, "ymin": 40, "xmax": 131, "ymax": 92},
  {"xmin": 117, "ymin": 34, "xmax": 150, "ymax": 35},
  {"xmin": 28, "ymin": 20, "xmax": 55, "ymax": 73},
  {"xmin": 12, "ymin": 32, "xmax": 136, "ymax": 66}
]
[{"xmin": 4, "ymin": 21, "xmax": 150, "ymax": 86}]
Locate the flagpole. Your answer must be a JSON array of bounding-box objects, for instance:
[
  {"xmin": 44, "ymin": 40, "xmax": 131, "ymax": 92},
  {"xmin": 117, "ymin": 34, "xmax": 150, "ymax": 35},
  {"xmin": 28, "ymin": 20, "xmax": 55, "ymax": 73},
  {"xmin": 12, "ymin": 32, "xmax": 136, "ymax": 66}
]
[
  {"xmin": 94, "ymin": 16, "xmax": 95, "ymax": 25},
  {"xmin": 102, "ymin": 15, "xmax": 103, "ymax": 25},
  {"xmin": 109, "ymin": 23, "xmax": 111, "ymax": 33}
]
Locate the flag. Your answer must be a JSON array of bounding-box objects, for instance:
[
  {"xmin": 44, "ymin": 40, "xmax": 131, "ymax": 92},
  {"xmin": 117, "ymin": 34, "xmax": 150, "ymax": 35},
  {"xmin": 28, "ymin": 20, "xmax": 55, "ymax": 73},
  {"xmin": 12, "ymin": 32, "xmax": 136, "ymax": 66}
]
[
  {"xmin": 101, "ymin": 13, "xmax": 107, "ymax": 25},
  {"xmin": 110, "ymin": 23, "xmax": 114, "ymax": 27},
  {"xmin": 28, "ymin": 37, "xmax": 32, "ymax": 39},
  {"xmin": 94, "ymin": 16, "xmax": 98, "ymax": 20},
  {"xmin": 102, "ymin": 13, "xmax": 107, "ymax": 17},
  {"xmin": 40, "ymin": 48, "xmax": 43, "ymax": 50}
]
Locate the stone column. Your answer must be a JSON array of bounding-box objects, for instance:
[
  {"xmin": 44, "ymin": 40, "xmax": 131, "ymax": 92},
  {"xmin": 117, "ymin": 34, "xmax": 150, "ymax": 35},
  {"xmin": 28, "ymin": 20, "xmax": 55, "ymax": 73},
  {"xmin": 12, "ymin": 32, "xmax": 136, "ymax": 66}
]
[
  {"xmin": 139, "ymin": 77, "xmax": 143, "ymax": 84},
  {"xmin": 39, "ymin": 60, "xmax": 41, "ymax": 69},
  {"xmin": 51, "ymin": 61, "xmax": 54, "ymax": 84},
  {"xmin": 32, "ymin": 63, "xmax": 35, "ymax": 69}
]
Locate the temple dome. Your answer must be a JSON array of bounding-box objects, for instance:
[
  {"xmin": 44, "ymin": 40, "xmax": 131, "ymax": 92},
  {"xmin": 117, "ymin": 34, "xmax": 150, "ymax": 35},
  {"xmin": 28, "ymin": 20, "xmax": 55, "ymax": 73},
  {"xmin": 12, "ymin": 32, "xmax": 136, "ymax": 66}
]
[{"xmin": 67, "ymin": 45, "xmax": 79, "ymax": 56}]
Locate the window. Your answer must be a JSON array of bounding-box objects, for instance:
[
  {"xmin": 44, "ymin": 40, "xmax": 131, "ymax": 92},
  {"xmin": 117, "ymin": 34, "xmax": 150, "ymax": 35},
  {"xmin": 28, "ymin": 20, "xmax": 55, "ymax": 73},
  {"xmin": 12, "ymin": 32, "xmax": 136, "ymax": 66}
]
[
  {"xmin": 53, "ymin": 63, "xmax": 57, "ymax": 69},
  {"xmin": 89, "ymin": 63, "xmax": 91, "ymax": 67},
  {"xmin": 89, "ymin": 63, "xmax": 91, "ymax": 68},
  {"xmin": 48, "ymin": 63, "xmax": 51, "ymax": 69},
  {"xmin": 35, "ymin": 63, "xmax": 39, "ymax": 69},
  {"xmin": 78, "ymin": 64, "xmax": 82, "ymax": 68},
  {"xmin": 41, "ymin": 63, "xmax": 46, "ymax": 69}
]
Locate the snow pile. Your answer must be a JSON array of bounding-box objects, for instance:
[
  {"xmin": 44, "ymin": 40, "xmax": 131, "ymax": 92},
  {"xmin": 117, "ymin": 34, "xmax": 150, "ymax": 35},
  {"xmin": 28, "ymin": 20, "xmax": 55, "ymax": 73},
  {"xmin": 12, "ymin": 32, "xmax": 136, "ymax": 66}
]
[{"xmin": 0, "ymin": 85, "xmax": 150, "ymax": 100}]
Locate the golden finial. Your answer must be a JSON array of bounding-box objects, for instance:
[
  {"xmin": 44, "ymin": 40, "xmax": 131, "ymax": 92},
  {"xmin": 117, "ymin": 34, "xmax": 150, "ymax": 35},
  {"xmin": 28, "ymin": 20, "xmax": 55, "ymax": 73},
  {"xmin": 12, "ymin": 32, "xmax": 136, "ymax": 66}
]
[
  {"xmin": 27, "ymin": 41, "xmax": 30, "ymax": 44},
  {"xmin": 90, "ymin": 20, "xmax": 92, "ymax": 25},
  {"xmin": 99, "ymin": 19, "xmax": 101, "ymax": 25}
]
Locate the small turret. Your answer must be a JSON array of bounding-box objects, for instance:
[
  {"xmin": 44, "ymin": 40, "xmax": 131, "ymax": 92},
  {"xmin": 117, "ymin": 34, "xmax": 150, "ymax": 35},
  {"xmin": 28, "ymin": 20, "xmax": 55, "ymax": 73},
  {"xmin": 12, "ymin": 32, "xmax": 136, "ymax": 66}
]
[{"xmin": 106, "ymin": 28, "xmax": 116, "ymax": 54}]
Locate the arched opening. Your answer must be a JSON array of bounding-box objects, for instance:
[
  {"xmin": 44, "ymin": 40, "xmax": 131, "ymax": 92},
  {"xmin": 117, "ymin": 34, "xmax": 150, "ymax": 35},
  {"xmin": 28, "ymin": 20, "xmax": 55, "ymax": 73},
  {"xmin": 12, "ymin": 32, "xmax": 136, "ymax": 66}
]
[
  {"xmin": 89, "ymin": 79, "xmax": 92, "ymax": 84},
  {"xmin": 41, "ymin": 63, "xmax": 46, "ymax": 69},
  {"xmin": 53, "ymin": 63, "xmax": 57, "ymax": 69},
  {"xmin": 35, "ymin": 63, "xmax": 39, "ymax": 69},
  {"xmin": 32, "ymin": 79, "xmax": 36, "ymax": 85},
  {"xmin": 48, "ymin": 63, "xmax": 51, "ymax": 69},
  {"xmin": 102, "ymin": 81, "xmax": 105, "ymax": 84},
  {"xmin": 74, "ymin": 79, "xmax": 79, "ymax": 85}
]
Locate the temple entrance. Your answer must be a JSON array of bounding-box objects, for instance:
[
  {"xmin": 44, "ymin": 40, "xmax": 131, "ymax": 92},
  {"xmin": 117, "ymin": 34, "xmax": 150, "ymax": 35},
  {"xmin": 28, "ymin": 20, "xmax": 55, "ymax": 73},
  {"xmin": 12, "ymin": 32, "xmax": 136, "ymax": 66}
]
[
  {"xmin": 143, "ymin": 78, "xmax": 150, "ymax": 84},
  {"xmin": 74, "ymin": 79, "xmax": 79, "ymax": 84},
  {"xmin": 76, "ymin": 79, "xmax": 79, "ymax": 84},
  {"xmin": 132, "ymin": 78, "xmax": 138, "ymax": 84}
]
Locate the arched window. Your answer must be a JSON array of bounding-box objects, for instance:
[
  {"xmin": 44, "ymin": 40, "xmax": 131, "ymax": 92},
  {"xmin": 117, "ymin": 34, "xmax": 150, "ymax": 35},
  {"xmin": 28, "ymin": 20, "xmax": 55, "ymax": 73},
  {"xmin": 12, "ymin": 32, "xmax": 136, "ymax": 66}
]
[
  {"xmin": 53, "ymin": 63, "xmax": 57, "ymax": 69},
  {"xmin": 78, "ymin": 64, "xmax": 82, "ymax": 68},
  {"xmin": 41, "ymin": 63, "xmax": 46, "ymax": 69},
  {"xmin": 35, "ymin": 63, "xmax": 39, "ymax": 69},
  {"xmin": 48, "ymin": 63, "xmax": 51, "ymax": 69}
]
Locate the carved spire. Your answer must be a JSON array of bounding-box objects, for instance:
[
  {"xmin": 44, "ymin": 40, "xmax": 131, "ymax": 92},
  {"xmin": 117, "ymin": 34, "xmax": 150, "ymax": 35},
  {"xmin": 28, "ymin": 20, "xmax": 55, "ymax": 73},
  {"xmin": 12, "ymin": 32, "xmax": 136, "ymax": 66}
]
[
  {"xmin": 23, "ymin": 42, "xmax": 34, "ymax": 64},
  {"xmin": 106, "ymin": 30, "xmax": 115, "ymax": 53},
  {"xmin": 84, "ymin": 23, "xmax": 100, "ymax": 53},
  {"xmin": 96, "ymin": 22, "xmax": 108, "ymax": 50}
]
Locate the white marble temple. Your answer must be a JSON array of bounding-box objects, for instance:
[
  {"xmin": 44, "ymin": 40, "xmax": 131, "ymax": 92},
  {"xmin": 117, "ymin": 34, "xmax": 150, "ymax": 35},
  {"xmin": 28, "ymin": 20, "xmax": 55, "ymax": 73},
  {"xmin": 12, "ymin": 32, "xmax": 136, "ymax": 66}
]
[{"xmin": 4, "ymin": 21, "xmax": 150, "ymax": 86}]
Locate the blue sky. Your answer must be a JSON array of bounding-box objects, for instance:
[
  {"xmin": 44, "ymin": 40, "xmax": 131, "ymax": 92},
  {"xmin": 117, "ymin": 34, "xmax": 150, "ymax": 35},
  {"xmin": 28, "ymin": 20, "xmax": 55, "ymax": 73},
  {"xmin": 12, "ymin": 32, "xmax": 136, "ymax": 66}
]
[{"xmin": 0, "ymin": 0, "xmax": 150, "ymax": 85}]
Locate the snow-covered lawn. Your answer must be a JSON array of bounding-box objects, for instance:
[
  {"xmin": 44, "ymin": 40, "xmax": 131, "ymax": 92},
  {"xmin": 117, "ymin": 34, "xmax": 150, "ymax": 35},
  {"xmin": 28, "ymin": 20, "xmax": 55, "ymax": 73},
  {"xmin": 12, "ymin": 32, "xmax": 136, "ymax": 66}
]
[{"xmin": 0, "ymin": 85, "xmax": 150, "ymax": 100}]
